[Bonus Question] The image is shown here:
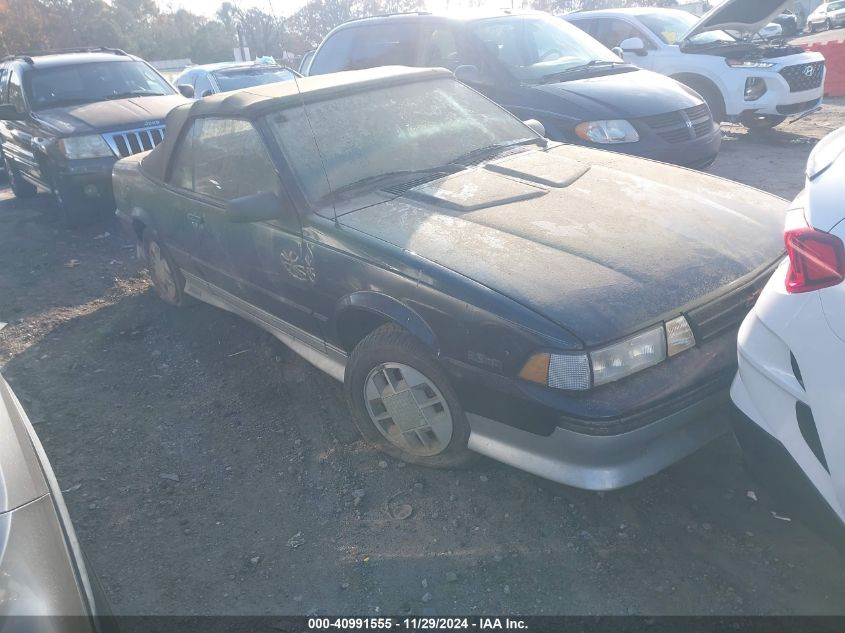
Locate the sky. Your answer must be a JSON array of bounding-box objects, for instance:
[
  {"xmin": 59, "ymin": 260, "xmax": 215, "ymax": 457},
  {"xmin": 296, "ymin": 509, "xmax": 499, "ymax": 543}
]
[
  {"xmin": 161, "ymin": 0, "xmax": 715, "ymax": 19},
  {"xmin": 161, "ymin": 0, "xmax": 526, "ymax": 18}
]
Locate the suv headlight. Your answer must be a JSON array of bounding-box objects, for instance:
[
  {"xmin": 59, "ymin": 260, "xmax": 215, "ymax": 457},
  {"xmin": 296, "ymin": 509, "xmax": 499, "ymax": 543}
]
[
  {"xmin": 519, "ymin": 316, "xmax": 696, "ymax": 390},
  {"xmin": 574, "ymin": 120, "xmax": 639, "ymax": 144},
  {"xmin": 726, "ymin": 59, "xmax": 775, "ymax": 68},
  {"xmin": 58, "ymin": 135, "xmax": 114, "ymax": 159}
]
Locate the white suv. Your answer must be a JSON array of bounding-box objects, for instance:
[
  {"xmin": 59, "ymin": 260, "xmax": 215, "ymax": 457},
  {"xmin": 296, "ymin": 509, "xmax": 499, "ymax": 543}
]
[{"xmin": 566, "ymin": 0, "xmax": 825, "ymax": 129}]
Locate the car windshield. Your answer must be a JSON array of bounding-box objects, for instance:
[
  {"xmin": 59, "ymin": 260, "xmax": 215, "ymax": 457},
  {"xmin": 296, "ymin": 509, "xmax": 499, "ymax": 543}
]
[
  {"xmin": 638, "ymin": 11, "xmax": 736, "ymax": 46},
  {"xmin": 25, "ymin": 60, "xmax": 174, "ymax": 110},
  {"xmin": 213, "ymin": 67, "xmax": 297, "ymax": 92},
  {"xmin": 471, "ymin": 14, "xmax": 622, "ymax": 83},
  {"xmin": 265, "ymin": 77, "xmax": 539, "ymax": 206}
]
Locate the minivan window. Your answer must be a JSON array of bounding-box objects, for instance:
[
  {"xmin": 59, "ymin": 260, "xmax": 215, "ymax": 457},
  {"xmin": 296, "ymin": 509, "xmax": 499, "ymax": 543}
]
[
  {"xmin": 310, "ymin": 23, "xmax": 419, "ymax": 74},
  {"xmin": 471, "ymin": 14, "xmax": 620, "ymax": 83},
  {"xmin": 25, "ymin": 60, "xmax": 174, "ymax": 110},
  {"xmin": 265, "ymin": 78, "xmax": 536, "ymax": 206}
]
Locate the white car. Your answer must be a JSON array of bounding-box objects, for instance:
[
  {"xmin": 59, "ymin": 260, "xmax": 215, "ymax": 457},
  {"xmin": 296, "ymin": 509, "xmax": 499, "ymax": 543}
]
[
  {"xmin": 756, "ymin": 22, "xmax": 784, "ymax": 39},
  {"xmin": 807, "ymin": 0, "xmax": 845, "ymax": 32},
  {"xmin": 731, "ymin": 126, "xmax": 845, "ymax": 543},
  {"xmin": 565, "ymin": 0, "xmax": 825, "ymax": 129}
]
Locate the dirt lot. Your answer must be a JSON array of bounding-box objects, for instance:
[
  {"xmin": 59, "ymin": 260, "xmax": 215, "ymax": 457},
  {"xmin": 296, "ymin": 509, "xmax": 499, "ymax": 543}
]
[{"xmin": 2, "ymin": 102, "xmax": 845, "ymax": 616}]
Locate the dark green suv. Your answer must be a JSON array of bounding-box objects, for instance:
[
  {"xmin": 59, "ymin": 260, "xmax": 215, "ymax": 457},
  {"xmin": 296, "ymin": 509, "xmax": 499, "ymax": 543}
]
[{"xmin": 0, "ymin": 47, "xmax": 187, "ymax": 226}]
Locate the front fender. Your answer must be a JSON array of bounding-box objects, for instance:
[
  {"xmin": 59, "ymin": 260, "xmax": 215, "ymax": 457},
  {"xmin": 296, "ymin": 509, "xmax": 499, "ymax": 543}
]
[{"xmin": 333, "ymin": 291, "xmax": 439, "ymax": 353}]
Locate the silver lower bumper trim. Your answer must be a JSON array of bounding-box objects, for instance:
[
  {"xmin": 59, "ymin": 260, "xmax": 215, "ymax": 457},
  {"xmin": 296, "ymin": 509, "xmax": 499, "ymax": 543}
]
[{"xmin": 467, "ymin": 391, "xmax": 730, "ymax": 491}]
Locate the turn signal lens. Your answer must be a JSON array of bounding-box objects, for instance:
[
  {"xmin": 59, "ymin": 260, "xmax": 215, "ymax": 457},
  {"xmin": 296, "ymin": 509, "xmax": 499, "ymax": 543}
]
[
  {"xmin": 518, "ymin": 352, "xmax": 550, "ymax": 384},
  {"xmin": 665, "ymin": 315, "xmax": 696, "ymax": 356},
  {"xmin": 785, "ymin": 227, "xmax": 845, "ymax": 293}
]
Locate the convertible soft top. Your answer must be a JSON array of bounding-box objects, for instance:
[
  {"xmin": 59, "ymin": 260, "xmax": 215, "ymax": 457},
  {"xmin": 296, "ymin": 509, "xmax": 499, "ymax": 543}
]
[{"xmin": 141, "ymin": 65, "xmax": 451, "ymax": 182}]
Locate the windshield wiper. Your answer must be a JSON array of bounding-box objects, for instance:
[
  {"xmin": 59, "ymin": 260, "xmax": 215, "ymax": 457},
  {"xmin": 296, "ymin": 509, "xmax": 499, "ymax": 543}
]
[
  {"xmin": 540, "ymin": 60, "xmax": 627, "ymax": 83},
  {"xmin": 103, "ymin": 91, "xmax": 168, "ymax": 100},
  {"xmin": 448, "ymin": 137, "xmax": 547, "ymax": 166}
]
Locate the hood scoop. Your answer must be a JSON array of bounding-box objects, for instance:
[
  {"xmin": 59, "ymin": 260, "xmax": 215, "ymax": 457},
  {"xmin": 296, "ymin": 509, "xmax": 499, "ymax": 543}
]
[
  {"xmin": 406, "ymin": 169, "xmax": 546, "ymax": 212},
  {"xmin": 485, "ymin": 151, "xmax": 590, "ymax": 188}
]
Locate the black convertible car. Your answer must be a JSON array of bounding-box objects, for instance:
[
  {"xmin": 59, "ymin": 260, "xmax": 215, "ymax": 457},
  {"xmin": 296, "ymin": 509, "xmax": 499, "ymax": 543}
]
[{"xmin": 114, "ymin": 67, "xmax": 786, "ymax": 490}]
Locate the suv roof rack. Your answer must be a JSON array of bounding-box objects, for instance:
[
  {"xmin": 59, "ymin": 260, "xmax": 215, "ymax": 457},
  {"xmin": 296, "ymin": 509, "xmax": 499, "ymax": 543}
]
[{"xmin": 3, "ymin": 47, "xmax": 128, "ymax": 64}]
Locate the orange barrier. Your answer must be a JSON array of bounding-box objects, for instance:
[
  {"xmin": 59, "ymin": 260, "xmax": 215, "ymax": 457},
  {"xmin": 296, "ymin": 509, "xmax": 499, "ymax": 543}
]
[{"xmin": 801, "ymin": 38, "xmax": 845, "ymax": 97}]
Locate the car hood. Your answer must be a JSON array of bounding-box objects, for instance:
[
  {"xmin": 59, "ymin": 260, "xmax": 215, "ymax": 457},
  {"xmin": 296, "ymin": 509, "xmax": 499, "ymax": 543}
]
[
  {"xmin": 0, "ymin": 375, "xmax": 48, "ymax": 515},
  {"xmin": 684, "ymin": 0, "xmax": 791, "ymax": 40},
  {"xmin": 339, "ymin": 145, "xmax": 786, "ymax": 346},
  {"xmin": 32, "ymin": 94, "xmax": 187, "ymax": 136},
  {"xmin": 531, "ymin": 68, "xmax": 701, "ymax": 119}
]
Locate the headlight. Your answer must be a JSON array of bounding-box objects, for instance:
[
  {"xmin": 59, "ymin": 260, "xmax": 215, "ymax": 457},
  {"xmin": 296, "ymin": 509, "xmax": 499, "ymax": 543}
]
[
  {"xmin": 57, "ymin": 135, "xmax": 114, "ymax": 159},
  {"xmin": 574, "ymin": 120, "xmax": 639, "ymax": 144},
  {"xmin": 519, "ymin": 316, "xmax": 696, "ymax": 390},
  {"xmin": 726, "ymin": 59, "xmax": 775, "ymax": 68},
  {"xmin": 744, "ymin": 77, "xmax": 767, "ymax": 101}
]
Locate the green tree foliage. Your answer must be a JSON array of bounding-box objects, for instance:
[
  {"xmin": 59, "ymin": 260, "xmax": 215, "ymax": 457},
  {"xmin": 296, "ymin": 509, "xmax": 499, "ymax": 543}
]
[{"xmin": 0, "ymin": 0, "xmax": 422, "ymax": 63}]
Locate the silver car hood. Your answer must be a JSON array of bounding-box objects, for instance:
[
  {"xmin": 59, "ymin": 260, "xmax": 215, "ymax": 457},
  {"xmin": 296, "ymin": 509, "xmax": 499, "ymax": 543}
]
[{"xmin": 683, "ymin": 0, "xmax": 791, "ymax": 40}]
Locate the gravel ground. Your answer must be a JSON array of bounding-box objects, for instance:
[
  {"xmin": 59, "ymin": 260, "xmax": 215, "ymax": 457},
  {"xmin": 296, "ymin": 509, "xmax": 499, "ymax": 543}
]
[{"xmin": 1, "ymin": 102, "xmax": 845, "ymax": 616}]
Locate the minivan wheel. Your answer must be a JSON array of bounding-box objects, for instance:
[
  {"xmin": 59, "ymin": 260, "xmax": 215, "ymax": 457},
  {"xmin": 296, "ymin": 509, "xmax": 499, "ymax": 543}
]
[
  {"xmin": 142, "ymin": 229, "xmax": 189, "ymax": 306},
  {"xmin": 740, "ymin": 113, "xmax": 786, "ymax": 130},
  {"xmin": 344, "ymin": 324, "xmax": 476, "ymax": 468},
  {"xmin": 4, "ymin": 157, "xmax": 37, "ymax": 199}
]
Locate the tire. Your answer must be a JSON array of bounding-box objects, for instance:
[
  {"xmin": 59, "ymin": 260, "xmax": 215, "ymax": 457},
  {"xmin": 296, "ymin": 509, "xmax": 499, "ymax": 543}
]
[
  {"xmin": 4, "ymin": 156, "xmax": 37, "ymax": 199},
  {"xmin": 678, "ymin": 76, "xmax": 726, "ymax": 124},
  {"xmin": 142, "ymin": 228, "xmax": 190, "ymax": 307},
  {"xmin": 739, "ymin": 113, "xmax": 787, "ymax": 130},
  {"xmin": 344, "ymin": 324, "xmax": 476, "ymax": 469}
]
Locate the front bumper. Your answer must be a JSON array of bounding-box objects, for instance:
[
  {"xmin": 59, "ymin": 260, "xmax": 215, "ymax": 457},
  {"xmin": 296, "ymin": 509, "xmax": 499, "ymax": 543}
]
[
  {"xmin": 727, "ymin": 63, "xmax": 825, "ymax": 118},
  {"xmin": 467, "ymin": 389, "xmax": 730, "ymax": 490},
  {"xmin": 52, "ymin": 156, "xmax": 118, "ymax": 209}
]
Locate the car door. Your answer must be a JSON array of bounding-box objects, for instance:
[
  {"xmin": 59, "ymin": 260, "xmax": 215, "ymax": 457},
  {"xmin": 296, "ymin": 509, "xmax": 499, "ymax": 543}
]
[{"xmin": 184, "ymin": 116, "xmax": 319, "ymax": 338}]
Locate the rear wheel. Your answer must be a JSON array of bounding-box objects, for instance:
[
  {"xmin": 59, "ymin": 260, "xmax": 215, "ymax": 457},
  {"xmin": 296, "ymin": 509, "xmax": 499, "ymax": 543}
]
[
  {"xmin": 740, "ymin": 113, "xmax": 787, "ymax": 130},
  {"xmin": 344, "ymin": 324, "xmax": 476, "ymax": 468},
  {"xmin": 143, "ymin": 229, "xmax": 190, "ymax": 307},
  {"xmin": 4, "ymin": 156, "xmax": 37, "ymax": 199}
]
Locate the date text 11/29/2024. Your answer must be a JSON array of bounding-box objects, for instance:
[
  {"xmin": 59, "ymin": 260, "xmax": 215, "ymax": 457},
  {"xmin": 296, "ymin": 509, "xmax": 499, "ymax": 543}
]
[{"xmin": 308, "ymin": 618, "xmax": 528, "ymax": 630}]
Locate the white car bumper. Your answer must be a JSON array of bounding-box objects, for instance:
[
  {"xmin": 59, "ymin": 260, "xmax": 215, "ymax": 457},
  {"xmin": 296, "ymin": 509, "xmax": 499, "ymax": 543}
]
[
  {"xmin": 724, "ymin": 55, "xmax": 825, "ymax": 118},
  {"xmin": 731, "ymin": 258, "xmax": 845, "ymax": 530}
]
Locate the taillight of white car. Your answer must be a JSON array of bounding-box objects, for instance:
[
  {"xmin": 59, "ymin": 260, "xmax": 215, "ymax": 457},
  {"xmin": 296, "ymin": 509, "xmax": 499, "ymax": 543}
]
[{"xmin": 784, "ymin": 226, "xmax": 845, "ymax": 293}]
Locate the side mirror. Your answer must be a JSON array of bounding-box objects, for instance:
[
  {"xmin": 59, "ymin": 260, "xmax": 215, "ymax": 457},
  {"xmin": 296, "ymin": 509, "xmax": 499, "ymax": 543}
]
[
  {"xmin": 522, "ymin": 119, "xmax": 546, "ymax": 138},
  {"xmin": 619, "ymin": 37, "xmax": 647, "ymax": 56},
  {"xmin": 200, "ymin": 89, "xmax": 213, "ymax": 98},
  {"xmin": 454, "ymin": 64, "xmax": 482, "ymax": 85},
  {"xmin": 177, "ymin": 84, "xmax": 195, "ymax": 98},
  {"xmin": 0, "ymin": 104, "xmax": 25, "ymax": 121},
  {"xmin": 226, "ymin": 191, "xmax": 283, "ymax": 223},
  {"xmin": 611, "ymin": 46, "xmax": 624, "ymax": 58}
]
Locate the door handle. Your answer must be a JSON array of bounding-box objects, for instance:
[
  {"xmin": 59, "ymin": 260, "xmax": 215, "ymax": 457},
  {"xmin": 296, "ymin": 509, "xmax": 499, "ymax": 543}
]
[{"xmin": 187, "ymin": 213, "xmax": 204, "ymax": 227}]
